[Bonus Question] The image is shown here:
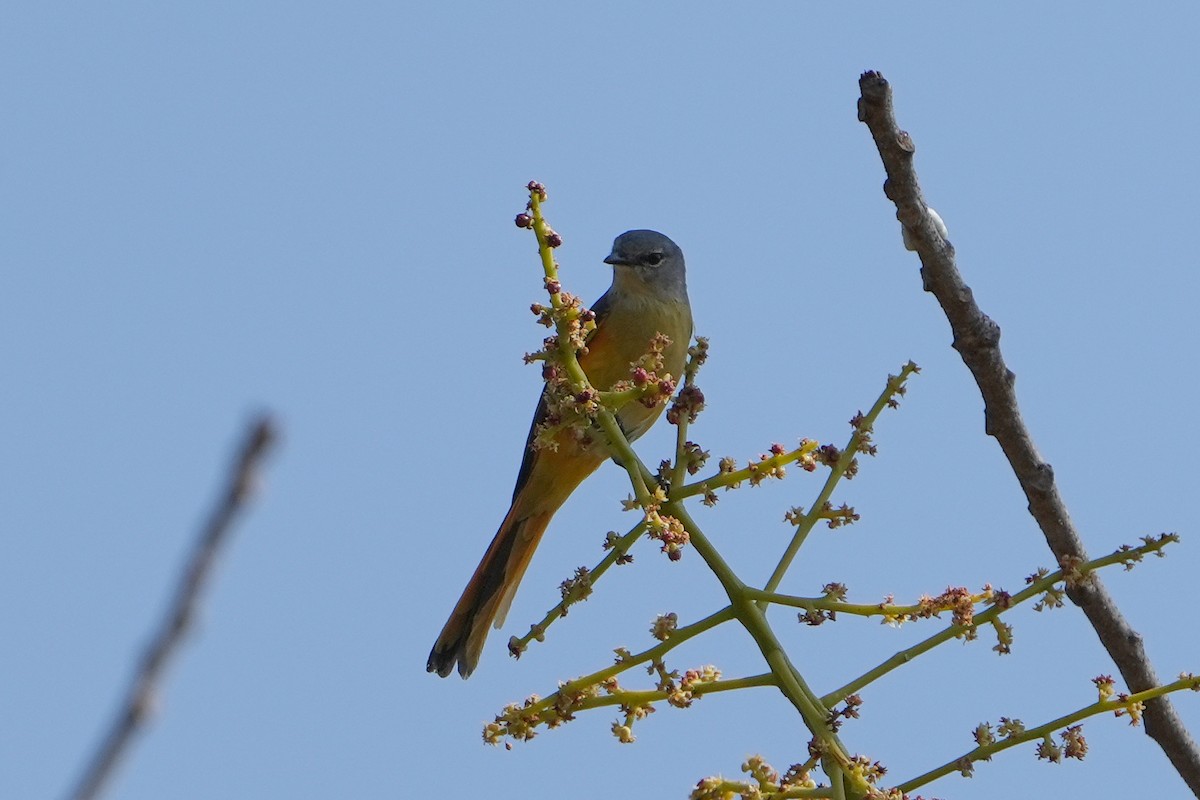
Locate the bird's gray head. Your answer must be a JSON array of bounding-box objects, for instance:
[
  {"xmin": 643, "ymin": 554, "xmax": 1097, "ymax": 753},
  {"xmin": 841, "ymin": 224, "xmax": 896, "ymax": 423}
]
[{"xmin": 603, "ymin": 229, "xmax": 687, "ymax": 300}]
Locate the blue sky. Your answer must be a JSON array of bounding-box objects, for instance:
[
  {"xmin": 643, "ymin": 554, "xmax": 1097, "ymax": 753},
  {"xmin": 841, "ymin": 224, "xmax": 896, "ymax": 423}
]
[{"xmin": 4, "ymin": 4, "xmax": 1198, "ymax": 799}]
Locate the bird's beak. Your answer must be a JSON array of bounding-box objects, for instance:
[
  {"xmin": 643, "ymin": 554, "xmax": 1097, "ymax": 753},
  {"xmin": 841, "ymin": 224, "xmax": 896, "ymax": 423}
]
[{"xmin": 604, "ymin": 252, "xmax": 627, "ymax": 266}]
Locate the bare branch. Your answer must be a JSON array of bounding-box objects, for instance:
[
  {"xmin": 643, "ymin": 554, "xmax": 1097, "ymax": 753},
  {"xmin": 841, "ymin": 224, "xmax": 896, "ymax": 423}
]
[
  {"xmin": 856, "ymin": 69, "xmax": 1200, "ymax": 795},
  {"xmin": 65, "ymin": 415, "xmax": 279, "ymax": 800}
]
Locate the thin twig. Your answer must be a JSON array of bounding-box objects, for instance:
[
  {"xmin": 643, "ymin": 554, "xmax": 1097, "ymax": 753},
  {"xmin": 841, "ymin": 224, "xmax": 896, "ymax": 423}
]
[
  {"xmin": 856, "ymin": 69, "xmax": 1200, "ymax": 795},
  {"xmin": 65, "ymin": 415, "xmax": 278, "ymax": 800}
]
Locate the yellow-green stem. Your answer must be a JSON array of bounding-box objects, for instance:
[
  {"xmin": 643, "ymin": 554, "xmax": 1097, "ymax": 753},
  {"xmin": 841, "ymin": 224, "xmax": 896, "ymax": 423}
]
[
  {"xmin": 743, "ymin": 586, "xmax": 984, "ymax": 618},
  {"xmin": 897, "ymin": 677, "xmax": 1200, "ymax": 793},
  {"xmin": 511, "ymin": 521, "xmax": 650, "ymax": 653},
  {"xmin": 821, "ymin": 534, "xmax": 1174, "ymax": 705},
  {"xmin": 668, "ymin": 347, "xmax": 705, "ymax": 491},
  {"xmin": 760, "ymin": 364, "xmax": 918, "ymax": 608},
  {"xmin": 571, "ymin": 672, "xmax": 777, "ymax": 711},
  {"xmin": 666, "ymin": 503, "xmax": 853, "ymax": 768},
  {"xmin": 676, "ymin": 441, "xmax": 818, "ymax": 499},
  {"xmin": 545, "ymin": 605, "xmax": 736, "ymax": 707},
  {"xmin": 527, "ymin": 190, "xmax": 654, "ymax": 506}
]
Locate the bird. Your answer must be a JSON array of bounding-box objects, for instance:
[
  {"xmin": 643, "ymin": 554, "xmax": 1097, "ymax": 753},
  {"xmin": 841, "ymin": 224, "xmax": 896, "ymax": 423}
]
[{"xmin": 427, "ymin": 229, "xmax": 694, "ymax": 678}]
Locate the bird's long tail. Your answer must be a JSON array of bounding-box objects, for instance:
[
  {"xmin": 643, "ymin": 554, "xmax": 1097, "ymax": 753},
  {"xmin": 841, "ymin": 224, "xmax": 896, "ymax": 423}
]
[{"xmin": 426, "ymin": 507, "xmax": 553, "ymax": 678}]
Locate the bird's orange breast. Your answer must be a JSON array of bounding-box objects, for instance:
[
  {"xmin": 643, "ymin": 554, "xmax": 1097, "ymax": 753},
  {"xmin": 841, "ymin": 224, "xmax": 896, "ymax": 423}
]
[{"xmin": 579, "ymin": 296, "xmax": 693, "ymax": 441}]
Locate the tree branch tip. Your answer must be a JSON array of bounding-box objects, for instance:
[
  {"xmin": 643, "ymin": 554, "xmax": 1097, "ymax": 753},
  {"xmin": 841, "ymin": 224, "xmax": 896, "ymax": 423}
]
[
  {"xmin": 858, "ymin": 69, "xmax": 890, "ymax": 98},
  {"xmin": 245, "ymin": 413, "xmax": 278, "ymax": 450}
]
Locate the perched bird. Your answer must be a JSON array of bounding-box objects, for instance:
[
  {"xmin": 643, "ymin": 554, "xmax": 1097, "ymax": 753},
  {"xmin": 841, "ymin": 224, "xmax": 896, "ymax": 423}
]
[{"xmin": 427, "ymin": 230, "xmax": 694, "ymax": 678}]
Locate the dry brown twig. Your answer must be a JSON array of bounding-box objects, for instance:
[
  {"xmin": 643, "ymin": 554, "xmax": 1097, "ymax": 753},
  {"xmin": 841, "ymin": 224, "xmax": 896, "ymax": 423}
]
[
  {"xmin": 65, "ymin": 415, "xmax": 278, "ymax": 800},
  {"xmin": 856, "ymin": 69, "xmax": 1200, "ymax": 795}
]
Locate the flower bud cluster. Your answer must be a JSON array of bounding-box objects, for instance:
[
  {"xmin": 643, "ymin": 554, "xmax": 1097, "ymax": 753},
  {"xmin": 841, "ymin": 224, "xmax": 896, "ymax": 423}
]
[
  {"xmin": 827, "ymin": 694, "xmax": 863, "ymax": 732},
  {"xmin": 662, "ymin": 664, "xmax": 721, "ymax": 709},
  {"xmin": 612, "ymin": 700, "xmax": 655, "ymax": 744},
  {"xmin": 606, "ymin": 332, "xmax": 679, "ymax": 411},
  {"xmin": 679, "ymin": 441, "xmax": 711, "ymax": 476},
  {"xmin": 846, "ymin": 754, "xmax": 888, "ymax": 790},
  {"xmin": 484, "ymin": 673, "xmax": 626, "ymax": 748},
  {"xmin": 650, "ymin": 612, "xmax": 678, "ymax": 641},
  {"xmin": 786, "ymin": 501, "xmax": 860, "ymax": 530},
  {"xmin": 666, "ymin": 384, "xmax": 705, "ymax": 425},
  {"xmin": 690, "ymin": 754, "xmax": 816, "ymax": 800},
  {"xmin": 601, "ymin": 530, "xmax": 635, "ymax": 565},
  {"xmin": 991, "ymin": 619, "xmax": 1014, "ymax": 654},
  {"xmin": 645, "ymin": 508, "xmax": 689, "ymax": 561},
  {"xmin": 558, "ymin": 566, "xmax": 592, "ymax": 607},
  {"xmin": 1026, "ymin": 568, "xmax": 1065, "ymax": 612}
]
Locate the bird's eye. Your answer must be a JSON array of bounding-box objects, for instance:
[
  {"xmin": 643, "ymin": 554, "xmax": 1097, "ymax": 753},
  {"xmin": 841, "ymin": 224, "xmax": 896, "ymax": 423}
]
[{"xmin": 645, "ymin": 252, "xmax": 664, "ymax": 266}]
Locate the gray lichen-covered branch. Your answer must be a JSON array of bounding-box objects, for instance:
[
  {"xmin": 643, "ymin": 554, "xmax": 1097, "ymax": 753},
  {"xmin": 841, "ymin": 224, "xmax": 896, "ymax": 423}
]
[{"xmin": 855, "ymin": 69, "xmax": 1200, "ymax": 795}]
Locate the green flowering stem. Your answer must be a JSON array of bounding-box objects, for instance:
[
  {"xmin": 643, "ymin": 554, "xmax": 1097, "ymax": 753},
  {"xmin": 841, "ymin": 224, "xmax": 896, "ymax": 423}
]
[
  {"xmin": 675, "ymin": 441, "xmax": 820, "ymax": 499},
  {"xmin": 569, "ymin": 604, "xmax": 734, "ymax": 689},
  {"xmin": 492, "ymin": 606, "xmax": 734, "ymax": 738},
  {"xmin": 898, "ymin": 676, "xmax": 1200, "ymax": 793},
  {"xmin": 669, "ymin": 403, "xmax": 692, "ymax": 490},
  {"xmin": 826, "ymin": 761, "xmax": 849, "ymax": 800},
  {"xmin": 760, "ymin": 363, "xmax": 919, "ymax": 608},
  {"xmin": 527, "ymin": 189, "xmax": 566, "ymax": 312},
  {"xmin": 698, "ymin": 780, "xmax": 839, "ymax": 800},
  {"xmin": 666, "ymin": 503, "xmax": 853, "ymax": 768},
  {"xmin": 669, "ymin": 340, "xmax": 708, "ymax": 491},
  {"xmin": 740, "ymin": 587, "xmax": 994, "ymax": 619},
  {"xmin": 826, "ymin": 609, "xmax": 1017, "ymax": 708},
  {"xmin": 596, "ymin": 411, "xmax": 656, "ymax": 506},
  {"xmin": 822, "ymin": 533, "xmax": 1179, "ymax": 706},
  {"xmin": 595, "ymin": 386, "xmax": 646, "ymax": 407},
  {"xmin": 700, "ymin": 780, "xmax": 835, "ymax": 799},
  {"xmin": 509, "ymin": 521, "xmax": 651, "ymax": 655},
  {"xmin": 569, "ymin": 673, "xmax": 777, "ymax": 712},
  {"xmin": 489, "ymin": 610, "xmax": 741, "ymax": 745},
  {"xmin": 527, "ymin": 188, "xmax": 655, "ymax": 508}
]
